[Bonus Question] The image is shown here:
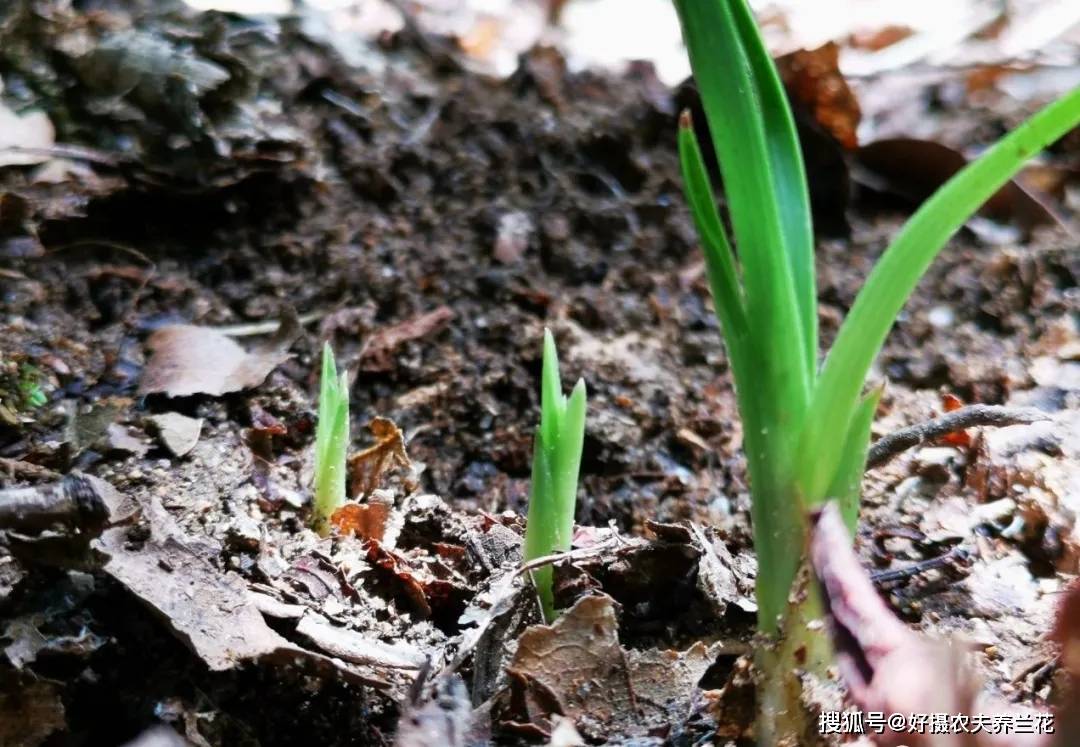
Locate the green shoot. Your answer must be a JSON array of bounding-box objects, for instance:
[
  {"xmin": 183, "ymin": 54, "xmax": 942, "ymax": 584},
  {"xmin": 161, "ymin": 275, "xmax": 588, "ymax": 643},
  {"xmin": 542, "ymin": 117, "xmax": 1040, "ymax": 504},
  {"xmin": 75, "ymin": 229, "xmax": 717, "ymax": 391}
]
[
  {"xmin": 673, "ymin": 1, "xmax": 1080, "ymax": 738},
  {"xmin": 674, "ymin": 0, "xmax": 1080, "ymax": 636},
  {"xmin": 312, "ymin": 343, "xmax": 350, "ymax": 534},
  {"xmin": 523, "ymin": 329, "xmax": 587, "ymax": 622}
]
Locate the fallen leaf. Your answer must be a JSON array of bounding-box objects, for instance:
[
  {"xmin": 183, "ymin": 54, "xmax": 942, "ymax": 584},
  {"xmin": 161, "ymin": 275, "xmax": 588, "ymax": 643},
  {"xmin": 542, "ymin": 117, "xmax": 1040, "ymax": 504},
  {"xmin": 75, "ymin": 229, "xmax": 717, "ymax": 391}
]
[
  {"xmin": 939, "ymin": 392, "xmax": 973, "ymax": 447},
  {"xmin": 507, "ymin": 594, "xmax": 636, "ymax": 738},
  {"xmin": 139, "ymin": 309, "xmax": 300, "ymax": 397},
  {"xmin": 777, "ymin": 42, "xmax": 861, "ymax": 150},
  {"xmin": 331, "ymin": 496, "xmax": 392, "ymax": 541},
  {"xmin": 147, "ymin": 412, "xmax": 203, "ymax": 457},
  {"xmin": 359, "ymin": 306, "xmax": 454, "ymax": 372},
  {"xmin": 348, "ymin": 417, "xmax": 413, "ymax": 499},
  {"xmin": 855, "ymin": 138, "xmax": 1062, "ymax": 232}
]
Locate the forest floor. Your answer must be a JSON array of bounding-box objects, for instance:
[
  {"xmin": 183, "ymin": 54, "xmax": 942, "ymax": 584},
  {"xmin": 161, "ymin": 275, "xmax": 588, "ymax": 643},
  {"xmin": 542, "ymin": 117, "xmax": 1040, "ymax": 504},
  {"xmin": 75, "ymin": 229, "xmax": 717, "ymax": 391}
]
[{"xmin": 1, "ymin": 1, "xmax": 1078, "ymax": 745}]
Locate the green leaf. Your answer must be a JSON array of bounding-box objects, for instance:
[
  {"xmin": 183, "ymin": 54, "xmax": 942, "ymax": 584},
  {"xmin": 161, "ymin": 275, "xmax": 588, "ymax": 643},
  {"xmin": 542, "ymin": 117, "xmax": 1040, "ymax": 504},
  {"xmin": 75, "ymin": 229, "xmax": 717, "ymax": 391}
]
[
  {"xmin": 727, "ymin": 0, "xmax": 816, "ymax": 375},
  {"xmin": 673, "ymin": 0, "xmax": 813, "ymax": 418},
  {"xmin": 825, "ymin": 384, "xmax": 883, "ymax": 529},
  {"xmin": 524, "ymin": 331, "xmax": 587, "ymax": 622},
  {"xmin": 798, "ymin": 85, "xmax": 1080, "ymax": 504},
  {"xmin": 677, "ymin": 111, "xmax": 746, "ymax": 340},
  {"xmin": 313, "ymin": 344, "xmax": 350, "ymax": 531}
]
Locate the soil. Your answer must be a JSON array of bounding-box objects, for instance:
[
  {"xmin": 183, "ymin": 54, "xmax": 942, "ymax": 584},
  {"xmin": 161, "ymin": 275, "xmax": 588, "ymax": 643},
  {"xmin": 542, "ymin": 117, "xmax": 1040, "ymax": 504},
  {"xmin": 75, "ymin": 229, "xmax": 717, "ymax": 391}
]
[{"xmin": 1, "ymin": 2, "xmax": 1078, "ymax": 746}]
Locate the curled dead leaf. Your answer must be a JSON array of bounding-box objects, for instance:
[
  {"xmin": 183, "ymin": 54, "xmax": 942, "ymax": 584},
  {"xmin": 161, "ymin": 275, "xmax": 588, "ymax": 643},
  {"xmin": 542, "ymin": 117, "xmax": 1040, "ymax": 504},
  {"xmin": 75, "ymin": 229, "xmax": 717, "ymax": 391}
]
[
  {"xmin": 331, "ymin": 495, "xmax": 392, "ymax": 541},
  {"xmin": 348, "ymin": 417, "xmax": 412, "ymax": 499}
]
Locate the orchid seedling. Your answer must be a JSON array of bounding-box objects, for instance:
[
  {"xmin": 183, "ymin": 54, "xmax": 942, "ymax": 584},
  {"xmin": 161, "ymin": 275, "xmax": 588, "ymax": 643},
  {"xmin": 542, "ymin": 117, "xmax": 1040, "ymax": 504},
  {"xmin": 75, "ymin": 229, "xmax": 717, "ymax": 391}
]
[
  {"xmin": 522, "ymin": 329, "xmax": 586, "ymax": 622},
  {"xmin": 672, "ymin": 0, "xmax": 1080, "ymax": 741},
  {"xmin": 312, "ymin": 343, "xmax": 350, "ymax": 534}
]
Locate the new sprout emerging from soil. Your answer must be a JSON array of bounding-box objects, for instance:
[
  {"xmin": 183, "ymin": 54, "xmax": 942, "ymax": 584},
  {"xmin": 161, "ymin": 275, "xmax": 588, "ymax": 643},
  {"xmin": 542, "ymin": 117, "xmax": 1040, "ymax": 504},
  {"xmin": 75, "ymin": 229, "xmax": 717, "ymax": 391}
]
[
  {"xmin": 523, "ymin": 329, "xmax": 586, "ymax": 622},
  {"xmin": 673, "ymin": 0, "xmax": 1080, "ymax": 741},
  {"xmin": 313, "ymin": 343, "xmax": 350, "ymax": 534}
]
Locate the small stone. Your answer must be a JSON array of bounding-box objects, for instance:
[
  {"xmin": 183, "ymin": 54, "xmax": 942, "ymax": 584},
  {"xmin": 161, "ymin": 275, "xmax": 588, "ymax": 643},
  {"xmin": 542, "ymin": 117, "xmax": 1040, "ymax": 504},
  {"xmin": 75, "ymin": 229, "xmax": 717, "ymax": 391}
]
[{"xmin": 226, "ymin": 514, "xmax": 262, "ymax": 553}]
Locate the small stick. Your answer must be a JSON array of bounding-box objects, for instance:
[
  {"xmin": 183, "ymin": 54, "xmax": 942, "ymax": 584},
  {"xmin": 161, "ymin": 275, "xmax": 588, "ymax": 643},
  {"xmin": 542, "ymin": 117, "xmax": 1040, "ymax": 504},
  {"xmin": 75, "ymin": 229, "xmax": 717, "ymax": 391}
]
[
  {"xmin": 866, "ymin": 404, "xmax": 1048, "ymax": 469},
  {"xmin": 0, "ymin": 474, "xmax": 110, "ymax": 532}
]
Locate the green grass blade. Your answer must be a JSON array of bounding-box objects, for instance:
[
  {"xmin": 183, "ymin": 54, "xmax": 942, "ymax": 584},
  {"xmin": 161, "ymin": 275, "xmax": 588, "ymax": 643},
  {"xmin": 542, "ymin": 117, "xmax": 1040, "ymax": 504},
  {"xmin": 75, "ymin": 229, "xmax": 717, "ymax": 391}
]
[
  {"xmin": 525, "ymin": 437, "xmax": 558, "ymax": 620},
  {"xmin": 673, "ymin": 0, "xmax": 811, "ymax": 422},
  {"xmin": 313, "ymin": 345, "xmax": 349, "ymax": 530},
  {"xmin": 727, "ymin": 0, "xmax": 817, "ymax": 375},
  {"xmin": 677, "ymin": 111, "xmax": 746, "ymax": 337},
  {"xmin": 799, "ymin": 87, "xmax": 1080, "ymax": 502},
  {"xmin": 541, "ymin": 328, "xmax": 564, "ymax": 446},
  {"xmin": 825, "ymin": 384, "xmax": 883, "ymax": 529},
  {"xmin": 556, "ymin": 379, "xmax": 587, "ymax": 550}
]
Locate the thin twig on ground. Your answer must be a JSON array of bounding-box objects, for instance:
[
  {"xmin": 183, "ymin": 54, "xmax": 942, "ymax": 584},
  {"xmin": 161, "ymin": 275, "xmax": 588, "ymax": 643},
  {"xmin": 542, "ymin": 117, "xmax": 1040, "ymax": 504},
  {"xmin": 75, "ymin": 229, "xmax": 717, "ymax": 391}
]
[{"xmin": 866, "ymin": 404, "xmax": 1049, "ymax": 469}]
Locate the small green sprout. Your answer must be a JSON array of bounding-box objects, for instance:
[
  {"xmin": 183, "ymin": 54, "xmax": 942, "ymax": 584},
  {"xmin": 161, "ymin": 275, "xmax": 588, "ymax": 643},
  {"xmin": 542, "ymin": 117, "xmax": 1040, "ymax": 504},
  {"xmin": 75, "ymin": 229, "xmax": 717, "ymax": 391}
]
[
  {"xmin": 673, "ymin": 0, "xmax": 1080, "ymax": 740},
  {"xmin": 312, "ymin": 343, "xmax": 350, "ymax": 534},
  {"xmin": 18, "ymin": 364, "xmax": 47, "ymax": 409},
  {"xmin": 523, "ymin": 329, "xmax": 587, "ymax": 622}
]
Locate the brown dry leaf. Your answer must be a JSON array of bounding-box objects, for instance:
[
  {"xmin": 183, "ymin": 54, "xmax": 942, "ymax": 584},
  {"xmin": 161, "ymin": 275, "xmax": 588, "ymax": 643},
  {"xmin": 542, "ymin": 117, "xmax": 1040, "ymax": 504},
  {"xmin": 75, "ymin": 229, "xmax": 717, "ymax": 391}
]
[
  {"xmin": 331, "ymin": 498, "xmax": 392, "ymax": 541},
  {"xmin": 359, "ymin": 306, "xmax": 454, "ymax": 372},
  {"xmin": 507, "ymin": 594, "xmax": 637, "ymax": 738},
  {"xmin": 777, "ymin": 42, "xmax": 861, "ymax": 150},
  {"xmin": 94, "ymin": 494, "xmax": 394, "ymax": 691},
  {"xmin": 147, "ymin": 412, "xmax": 202, "ymax": 457},
  {"xmin": 139, "ymin": 309, "xmax": 300, "ymax": 397},
  {"xmin": 626, "ymin": 642, "xmax": 713, "ymax": 721},
  {"xmin": 348, "ymin": 417, "xmax": 412, "ymax": 499},
  {"xmin": 855, "ymin": 138, "xmax": 1062, "ymax": 232},
  {"xmin": 365, "ymin": 540, "xmax": 467, "ymax": 621}
]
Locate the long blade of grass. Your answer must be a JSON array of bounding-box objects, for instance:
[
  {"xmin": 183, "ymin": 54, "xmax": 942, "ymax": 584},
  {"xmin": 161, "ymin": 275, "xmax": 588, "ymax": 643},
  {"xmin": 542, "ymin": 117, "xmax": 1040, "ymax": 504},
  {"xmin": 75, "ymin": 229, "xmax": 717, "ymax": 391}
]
[
  {"xmin": 673, "ymin": 0, "xmax": 811, "ymax": 423},
  {"xmin": 799, "ymin": 87, "xmax": 1080, "ymax": 502},
  {"xmin": 825, "ymin": 384, "xmax": 883, "ymax": 529},
  {"xmin": 727, "ymin": 0, "xmax": 817, "ymax": 375},
  {"xmin": 677, "ymin": 113, "xmax": 747, "ymax": 340},
  {"xmin": 555, "ymin": 379, "xmax": 587, "ymax": 551}
]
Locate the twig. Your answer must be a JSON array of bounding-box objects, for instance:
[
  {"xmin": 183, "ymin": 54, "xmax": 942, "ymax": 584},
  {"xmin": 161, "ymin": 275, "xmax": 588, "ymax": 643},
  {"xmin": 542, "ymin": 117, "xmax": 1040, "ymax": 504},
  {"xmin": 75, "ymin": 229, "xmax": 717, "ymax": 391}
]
[
  {"xmin": 515, "ymin": 535, "xmax": 623, "ymax": 577},
  {"xmin": 866, "ymin": 404, "xmax": 1048, "ymax": 469},
  {"xmin": 0, "ymin": 457, "xmax": 61, "ymax": 482}
]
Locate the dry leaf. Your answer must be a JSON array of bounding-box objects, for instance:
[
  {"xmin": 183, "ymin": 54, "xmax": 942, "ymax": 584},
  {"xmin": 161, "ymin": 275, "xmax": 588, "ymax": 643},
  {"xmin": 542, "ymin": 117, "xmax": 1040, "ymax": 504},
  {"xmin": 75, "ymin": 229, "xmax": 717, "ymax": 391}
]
[
  {"xmin": 359, "ymin": 307, "xmax": 454, "ymax": 372},
  {"xmin": 348, "ymin": 417, "xmax": 412, "ymax": 499},
  {"xmin": 856, "ymin": 138, "xmax": 1062, "ymax": 232},
  {"xmin": 331, "ymin": 497, "xmax": 392, "ymax": 541},
  {"xmin": 507, "ymin": 594, "xmax": 636, "ymax": 737},
  {"xmin": 139, "ymin": 309, "xmax": 299, "ymax": 397},
  {"xmin": 777, "ymin": 42, "xmax": 861, "ymax": 150}
]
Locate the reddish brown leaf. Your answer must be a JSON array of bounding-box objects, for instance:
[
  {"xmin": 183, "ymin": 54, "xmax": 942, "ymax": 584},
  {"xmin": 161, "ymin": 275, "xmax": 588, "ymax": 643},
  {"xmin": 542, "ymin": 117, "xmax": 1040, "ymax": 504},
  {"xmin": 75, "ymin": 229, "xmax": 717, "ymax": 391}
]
[
  {"xmin": 856, "ymin": 138, "xmax": 1063, "ymax": 232},
  {"xmin": 359, "ymin": 306, "xmax": 454, "ymax": 372},
  {"xmin": 348, "ymin": 417, "xmax": 412, "ymax": 499},
  {"xmin": 777, "ymin": 42, "xmax": 861, "ymax": 150},
  {"xmin": 331, "ymin": 498, "xmax": 391, "ymax": 541}
]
